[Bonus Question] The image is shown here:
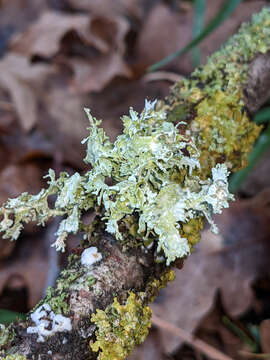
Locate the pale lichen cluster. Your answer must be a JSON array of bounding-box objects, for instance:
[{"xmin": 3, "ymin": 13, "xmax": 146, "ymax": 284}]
[{"xmin": 0, "ymin": 99, "xmax": 233, "ymax": 265}]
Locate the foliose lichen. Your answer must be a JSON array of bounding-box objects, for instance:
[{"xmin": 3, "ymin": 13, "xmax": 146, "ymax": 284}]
[
  {"xmin": 90, "ymin": 292, "xmax": 152, "ymax": 360},
  {"xmin": 0, "ymin": 99, "xmax": 233, "ymax": 265}
]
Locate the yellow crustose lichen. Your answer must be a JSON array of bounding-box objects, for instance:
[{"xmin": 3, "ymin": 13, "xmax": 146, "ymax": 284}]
[{"xmin": 90, "ymin": 292, "xmax": 152, "ymax": 360}]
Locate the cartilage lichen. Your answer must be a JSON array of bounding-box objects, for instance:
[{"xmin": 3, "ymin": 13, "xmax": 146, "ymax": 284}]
[{"xmin": 0, "ymin": 99, "xmax": 233, "ymax": 265}]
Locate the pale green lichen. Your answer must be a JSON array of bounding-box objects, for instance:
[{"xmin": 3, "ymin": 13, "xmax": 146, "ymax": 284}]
[
  {"xmin": 0, "ymin": 97, "xmax": 235, "ymax": 265},
  {"xmin": 0, "ymin": 99, "xmax": 233, "ymax": 265},
  {"xmin": 0, "ymin": 324, "xmax": 15, "ymax": 350},
  {"xmin": 90, "ymin": 292, "xmax": 152, "ymax": 360}
]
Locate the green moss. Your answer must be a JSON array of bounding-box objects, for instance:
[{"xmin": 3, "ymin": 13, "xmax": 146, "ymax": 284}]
[{"xmin": 90, "ymin": 292, "xmax": 152, "ymax": 360}]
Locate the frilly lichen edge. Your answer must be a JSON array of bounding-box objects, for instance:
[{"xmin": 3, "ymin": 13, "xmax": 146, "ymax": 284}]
[{"xmin": 0, "ymin": 99, "xmax": 233, "ymax": 265}]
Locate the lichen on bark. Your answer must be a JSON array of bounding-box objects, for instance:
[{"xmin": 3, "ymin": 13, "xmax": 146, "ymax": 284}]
[
  {"xmin": 90, "ymin": 292, "xmax": 152, "ymax": 360},
  {"xmin": 167, "ymin": 9, "xmax": 270, "ymax": 175}
]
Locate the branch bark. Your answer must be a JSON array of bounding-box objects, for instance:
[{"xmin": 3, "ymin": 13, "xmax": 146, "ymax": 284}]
[{"xmin": 2, "ymin": 7, "xmax": 270, "ymax": 360}]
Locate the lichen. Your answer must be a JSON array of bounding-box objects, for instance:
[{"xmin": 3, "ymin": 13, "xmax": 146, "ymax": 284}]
[
  {"xmin": 191, "ymin": 90, "xmax": 261, "ymax": 175},
  {"xmin": 180, "ymin": 217, "xmax": 204, "ymax": 250},
  {"xmin": 27, "ymin": 303, "xmax": 72, "ymax": 342},
  {"xmin": 90, "ymin": 292, "xmax": 152, "ymax": 360},
  {"xmin": 81, "ymin": 247, "xmax": 102, "ymax": 267},
  {"xmin": 143, "ymin": 269, "xmax": 176, "ymax": 302},
  {"xmin": 168, "ymin": 9, "xmax": 270, "ymax": 175},
  {"xmin": 0, "ymin": 99, "xmax": 233, "ymax": 265},
  {"xmin": 43, "ymin": 286, "xmax": 70, "ymax": 315},
  {"xmin": 0, "ymin": 324, "xmax": 15, "ymax": 350}
]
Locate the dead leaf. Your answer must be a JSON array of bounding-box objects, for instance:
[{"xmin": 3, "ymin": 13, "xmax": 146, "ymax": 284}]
[
  {"xmin": 136, "ymin": 4, "xmax": 189, "ymax": 70},
  {"xmin": 10, "ymin": 11, "xmax": 94, "ymax": 58},
  {"xmin": 0, "ymin": 162, "xmax": 46, "ymax": 204},
  {"xmin": 0, "ymin": 231, "xmax": 49, "ymax": 308},
  {"xmin": 151, "ymin": 190, "xmax": 270, "ymax": 354},
  {"xmin": 236, "ymin": 148, "xmax": 270, "ymax": 197},
  {"xmin": 10, "ymin": 10, "xmax": 131, "ymax": 94},
  {"xmin": 39, "ymin": 85, "xmax": 90, "ymax": 168},
  {"xmin": 69, "ymin": 53, "xmax": 131, "ymax": 93},
  {"xmin": 0, "ymin": 0, "xmax": 48, "ymax": 36},
  {"xmin": 260, "ymin": 319, "xmax": 270, "ymax": 353},
  {"xmin": 128, "ymin": 329, "xmax": 165, "ymax": 360},
  {"xmin": 0, "ymin": 54, "xmax": 54, "ymax": 131},
  {"xmin": 66, "ymin": 0, "xmax": 143, "ymax": 19}
]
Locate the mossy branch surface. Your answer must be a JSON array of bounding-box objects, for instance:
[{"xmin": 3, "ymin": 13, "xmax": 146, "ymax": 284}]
[{"xmin": 1, "ymin": 8, "xmax": 270, "ymax": 360}]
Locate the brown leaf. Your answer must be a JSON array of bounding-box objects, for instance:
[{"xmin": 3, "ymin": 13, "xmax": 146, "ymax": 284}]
[
  {"xmin": 0, "ymin": 162, "xmax": 46, "ymax": 204},
  {"xmin": 40, "ymin": 86, "xmax": 90, "ymax": 168},
  {"xmin": 128, "ymin": 329, "xmax": 165, "ymax": 360},
  {"xmin": 10, "ymin": 10, "xmax": 129, "ymax": 58},
  {"xmin": 260, "ymin": 319, "xmax": 270, "ymax": 353},
  {"xmin": 10, "ymin": 11, "xmax": 93, "ymax": 58},
  {"xmin": 0, "ymin": 232, "xmax": 49, "ymax": 308},
  {"xmin": 69, "ymin": 53, "xmax": 131, "ymax": 93},
  {"xmin": 0, "ymin": 54, "xmax": 54, "ymax": 131},
  {"xmin": 67, "ymin": 14, "xmax": 131, "ymax": 93},
  {"xmin": 151, "ymin": 191, "xmax": 270, "ymax": 354},
  {"xmin": 136, "ymin": 4, "xmax": 189, "ymax": 69},
  {"xmin": 66, "ymin": 0, "xmax": 143, "ymax": 19}
]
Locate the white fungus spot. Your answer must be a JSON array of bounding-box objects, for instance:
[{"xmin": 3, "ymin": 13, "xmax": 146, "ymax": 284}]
[
  {"xmin": 81, "ymin": 246, "xmax": 102, "ymax": 267},
  {"xmin": 26, "ymin": 304, "xmax": 72, "ymax": 342}
]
